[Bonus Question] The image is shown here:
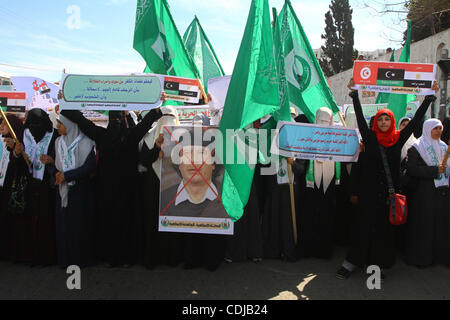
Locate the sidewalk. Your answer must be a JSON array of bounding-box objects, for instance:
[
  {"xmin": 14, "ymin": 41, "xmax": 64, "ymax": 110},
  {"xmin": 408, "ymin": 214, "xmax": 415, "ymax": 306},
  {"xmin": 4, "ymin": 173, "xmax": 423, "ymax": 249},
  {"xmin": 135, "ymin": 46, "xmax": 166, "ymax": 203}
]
[{"xmin": 0, "ymin": 247, "xmax": 449, "ymax": 300}]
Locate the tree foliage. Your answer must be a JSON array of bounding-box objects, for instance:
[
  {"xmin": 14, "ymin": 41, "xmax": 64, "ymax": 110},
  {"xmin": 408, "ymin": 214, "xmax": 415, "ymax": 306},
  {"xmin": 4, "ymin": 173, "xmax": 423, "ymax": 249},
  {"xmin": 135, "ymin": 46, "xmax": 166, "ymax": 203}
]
[
  {"xmin": 319, "ymin": 0, "xmax": 356, "ymax": 77},
  {"xmin": 406, "ymin": 0, "xmax": 450, "ymax": 42}
]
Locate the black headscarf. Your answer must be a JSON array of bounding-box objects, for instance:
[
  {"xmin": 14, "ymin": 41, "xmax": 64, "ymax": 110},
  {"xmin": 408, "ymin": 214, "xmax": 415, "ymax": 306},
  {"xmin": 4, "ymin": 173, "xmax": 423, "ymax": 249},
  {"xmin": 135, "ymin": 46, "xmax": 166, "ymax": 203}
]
[
  {"xmin": 442, "ymin": 117, "xmax": 450, "ymax": 145},
  {"xmin": 107, "ymin": 111, "xmax": 128, "ymax": 142},
  {"xmin": 1, "ymin": 115, "xmax": 24, "ymax": 142},
  {"xmin": 24, "ymin": 108, "xmax": 53, "ymax": 142},
  {"xmin": 295, "ymin": 114, "xmax": 310, "ymax": 124}
]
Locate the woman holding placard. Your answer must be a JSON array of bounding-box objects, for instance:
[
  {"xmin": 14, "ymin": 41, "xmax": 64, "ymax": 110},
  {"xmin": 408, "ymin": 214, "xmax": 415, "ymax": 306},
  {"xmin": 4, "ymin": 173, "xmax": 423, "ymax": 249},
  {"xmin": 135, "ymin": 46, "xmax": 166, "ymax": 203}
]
[
  {"xmin": 60, "ymin": 99, "xmax": 163, "ymax": 267},
  {"xmin": 336, "ymin": 79, "xmax": 439, "ymax": 280},
  {"xmin": 406, "ymin": 119, "xmax": 450, "ymax": 267},
  {"xmin": 297, "ymin": 107, "xmax": 340, "ymax": 260}
]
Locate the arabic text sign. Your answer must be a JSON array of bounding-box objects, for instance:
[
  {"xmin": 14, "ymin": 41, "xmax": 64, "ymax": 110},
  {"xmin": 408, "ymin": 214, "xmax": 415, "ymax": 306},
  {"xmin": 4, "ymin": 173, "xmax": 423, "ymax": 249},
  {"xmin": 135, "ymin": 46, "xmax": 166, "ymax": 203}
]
[
  {"xmin": 271, "ymin": 122, "xmax": 360, "ymax": 162},
  {"xmin": 176, "ymin": 105, "xmax": 211, "ymax": 122},
  {"xmin": 60, "ymin": 74, "xmax": 162, "ymax": 111},
  {"xmin": 353, "ymin": 61, "xmax": 437, "ymax": 95},
  {"xmin": 164, "ymin": 76, "xmax": 200, "ymax": 104}
]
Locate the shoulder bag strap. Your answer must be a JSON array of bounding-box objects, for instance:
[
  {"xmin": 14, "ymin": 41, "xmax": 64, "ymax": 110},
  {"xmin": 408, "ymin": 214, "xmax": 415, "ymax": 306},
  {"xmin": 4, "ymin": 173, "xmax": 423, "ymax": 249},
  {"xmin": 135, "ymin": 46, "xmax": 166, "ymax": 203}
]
[{"xmin": 378, "ymin": 144, "xmax": 395, "ymax": 195}]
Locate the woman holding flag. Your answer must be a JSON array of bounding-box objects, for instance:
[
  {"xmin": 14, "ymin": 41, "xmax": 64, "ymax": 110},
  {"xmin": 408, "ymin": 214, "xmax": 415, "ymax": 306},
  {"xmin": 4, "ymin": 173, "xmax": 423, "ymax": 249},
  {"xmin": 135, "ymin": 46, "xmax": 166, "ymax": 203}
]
[
  {"xmin": 336, "ymin": 79, "xmax": 439, "ymax": 280},
  {"xmin": 0, "ymin": 115, "xmax": 28, "ymax": 261}
]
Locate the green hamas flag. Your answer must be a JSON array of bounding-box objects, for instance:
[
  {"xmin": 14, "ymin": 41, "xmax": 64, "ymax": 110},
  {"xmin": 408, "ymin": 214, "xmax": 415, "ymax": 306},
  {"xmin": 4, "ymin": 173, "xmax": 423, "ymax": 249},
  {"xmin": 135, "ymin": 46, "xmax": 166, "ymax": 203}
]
[
  {"xmin": 219, "ymin": 0, "xmax": 280, "ymax": 221},
  {"xmin": 273, "ymin": 7, "xmax": 291, "ymax": 123},
  {"xmin": 375, "ymin": 49, "xmax": 395, "ymax": 104},
  {"xmin": 387, "ymin": 20, "xmax": 416, "ymax": 122},
  {"xmin": 133, "ymin": 0, "xmax": 197, "ymax": 78},
  {"xmin": 279, "ymin": 0, "xmax": 339, "ymax": 123},
  {"xmin": 183, "ymin": 16, "xmax": 225, "ymax": 92},
  {"xmin": 259, "ymin": 7, "xmax": 292, "ymax": 162}
]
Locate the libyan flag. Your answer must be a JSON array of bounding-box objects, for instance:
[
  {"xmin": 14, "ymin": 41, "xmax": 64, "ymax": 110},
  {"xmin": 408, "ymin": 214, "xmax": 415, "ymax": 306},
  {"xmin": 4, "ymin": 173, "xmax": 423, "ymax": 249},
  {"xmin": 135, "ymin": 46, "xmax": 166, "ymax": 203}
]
[{"xmin": 218, "ymin": 0, "xmax": 280, "ymax": 221}]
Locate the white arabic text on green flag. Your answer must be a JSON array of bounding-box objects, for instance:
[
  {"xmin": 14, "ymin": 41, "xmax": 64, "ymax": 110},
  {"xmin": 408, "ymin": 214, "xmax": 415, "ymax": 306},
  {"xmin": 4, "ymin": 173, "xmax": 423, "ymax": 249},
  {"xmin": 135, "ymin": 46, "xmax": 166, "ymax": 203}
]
[
  {"xmin": 279, "ymin": 0, "xmax": 339, "ymax": 123},
  {"xmin": 133, "ymin": 0, "xmax": 198, "ymax": 79},
  {"xmin": 219, "ymin": 0, "xmax": 280, "ymax": 221}
]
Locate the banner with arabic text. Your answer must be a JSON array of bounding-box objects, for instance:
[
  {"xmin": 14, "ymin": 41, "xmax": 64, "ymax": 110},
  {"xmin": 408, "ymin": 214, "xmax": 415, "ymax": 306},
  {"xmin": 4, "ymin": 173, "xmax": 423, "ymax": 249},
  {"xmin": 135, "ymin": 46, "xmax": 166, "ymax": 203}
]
[
  {"xmin": 60, "ymin": 74, "xmax": 163, "ymax": 111},
  {"xmin": 271, "ymin": 121, "xmax": 360, "ymax": 162}
]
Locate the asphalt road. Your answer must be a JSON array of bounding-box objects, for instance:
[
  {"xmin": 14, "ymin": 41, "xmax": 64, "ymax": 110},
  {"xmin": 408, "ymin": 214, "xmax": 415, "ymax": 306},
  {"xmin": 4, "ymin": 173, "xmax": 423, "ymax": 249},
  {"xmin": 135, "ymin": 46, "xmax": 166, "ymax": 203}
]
[{"xmin": 0, "ymin": 247, "xmax": 449, "ymax": 300}]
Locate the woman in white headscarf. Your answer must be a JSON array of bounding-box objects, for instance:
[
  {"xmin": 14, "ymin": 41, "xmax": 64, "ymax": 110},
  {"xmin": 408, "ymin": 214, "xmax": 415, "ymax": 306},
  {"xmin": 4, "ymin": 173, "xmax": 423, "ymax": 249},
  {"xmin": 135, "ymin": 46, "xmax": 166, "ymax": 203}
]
[
  {"xmin": 54, "ymin": 115, "xmax": 96, "ymax": 268},
  {"xmin": 406, "ymin": 119, "xmax": 450, "ymax": 268},
  {"xmin": 298, "ymin": 107, "xmax": 340, "ymax": 260},
  {"xmin": 138, "ymin": 105, "xmax": 183, "ymax": 269}
]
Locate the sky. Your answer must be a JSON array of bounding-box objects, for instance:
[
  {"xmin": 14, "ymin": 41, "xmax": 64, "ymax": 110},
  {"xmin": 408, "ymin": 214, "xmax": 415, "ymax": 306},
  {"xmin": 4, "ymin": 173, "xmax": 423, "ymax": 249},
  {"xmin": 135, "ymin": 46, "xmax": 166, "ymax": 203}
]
[{"xmin": 0, "ymin": 0, "xmax": 408, "ymax": 83}]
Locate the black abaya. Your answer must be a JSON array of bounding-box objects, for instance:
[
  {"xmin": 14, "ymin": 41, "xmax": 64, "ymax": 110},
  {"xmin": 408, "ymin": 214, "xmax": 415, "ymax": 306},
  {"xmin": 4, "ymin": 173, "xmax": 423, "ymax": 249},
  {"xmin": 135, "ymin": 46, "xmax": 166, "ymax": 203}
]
[
  {"xmin": 406, "ymin": 147, "xmax": 450, "ymax": 267},
  {"xmin": 345, "ymin": 92, "xmax": 435, "ymax": 269},
  {"xmin": 55, "ymin": 149, "xmax": 97, "ymax": 268},
  {"xmin": 60, "ymin": 109, "xmax": 162, "ymax": 266}
]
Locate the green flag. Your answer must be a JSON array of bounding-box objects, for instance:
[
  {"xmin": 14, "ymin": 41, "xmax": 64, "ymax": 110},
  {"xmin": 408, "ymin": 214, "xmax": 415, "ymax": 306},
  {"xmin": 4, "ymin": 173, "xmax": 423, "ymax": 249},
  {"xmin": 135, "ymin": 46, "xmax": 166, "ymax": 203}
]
[
  {"xmin": 258, "ymin": 6, "xmax": 292, "ymax": 163},
  {"xmin": 375, "ymin": 49, "xmax": 396, "ymax": 104},
  {"xmin": 133, "ymin": 0, "xmax": 198, "ymax": 78},
  {"xmin": 219, "ymin": 0, "xmax": 280, "ymax": 221},
  {"xmin": 387, "ymin": 20, "xmax": 416, "ymax": 122},
  {"xmin": 273, "ymin": 7, "xmax": 291, "ymax": 123},
  {"xmin": 183, "ymin": 16, "xmax": 225, "ymax": 92},
  {"xmin": 279, "ymin": 0, "xmax": 339, "ymax": 123}
]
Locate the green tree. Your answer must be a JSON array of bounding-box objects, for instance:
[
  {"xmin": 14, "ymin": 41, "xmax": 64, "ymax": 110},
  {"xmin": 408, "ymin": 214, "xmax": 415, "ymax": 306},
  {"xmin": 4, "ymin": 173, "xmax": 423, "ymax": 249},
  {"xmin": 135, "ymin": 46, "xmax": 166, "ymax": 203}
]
[
  {"xmin": 406, "ymin": 0, "xmax": 449, "ymax": 42},
  {"xmin": 319, "ymin": 0, "xmax": 356, "ymax": 76}
]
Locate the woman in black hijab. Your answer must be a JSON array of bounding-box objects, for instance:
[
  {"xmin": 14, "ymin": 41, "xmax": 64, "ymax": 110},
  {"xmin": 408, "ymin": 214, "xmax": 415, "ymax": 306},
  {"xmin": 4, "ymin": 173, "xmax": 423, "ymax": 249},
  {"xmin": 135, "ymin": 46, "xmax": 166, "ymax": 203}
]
[
  {"xmin": 20, "ymin": 108, "xmax": 59, "ymax": 265},
  {"xmin": 60, "ymin": 107, "xmax": 163, "ymax": 267}
]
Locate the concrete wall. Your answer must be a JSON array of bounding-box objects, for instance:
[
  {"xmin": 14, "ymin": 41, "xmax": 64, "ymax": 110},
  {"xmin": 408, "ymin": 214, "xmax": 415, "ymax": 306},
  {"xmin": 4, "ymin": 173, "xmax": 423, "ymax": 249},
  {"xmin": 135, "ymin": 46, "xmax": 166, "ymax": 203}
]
[{"xmin": 327, "ymin": 28, "xmax": 450, "ymax": 118}]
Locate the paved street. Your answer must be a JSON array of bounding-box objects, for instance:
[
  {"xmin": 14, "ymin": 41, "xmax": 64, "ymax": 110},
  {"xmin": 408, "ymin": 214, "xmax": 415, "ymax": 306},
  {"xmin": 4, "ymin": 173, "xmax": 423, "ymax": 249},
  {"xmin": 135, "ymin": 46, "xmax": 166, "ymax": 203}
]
[{"xmin": 0, "ymin": 247, "xmax": 449, "ymax": 300}]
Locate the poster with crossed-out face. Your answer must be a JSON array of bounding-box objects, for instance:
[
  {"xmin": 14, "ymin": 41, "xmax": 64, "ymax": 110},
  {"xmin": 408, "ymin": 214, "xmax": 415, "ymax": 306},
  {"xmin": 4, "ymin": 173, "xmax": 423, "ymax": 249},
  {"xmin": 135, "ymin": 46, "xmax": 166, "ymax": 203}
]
[{"xmin": 158, "ymin": 125, "xmax": 233, "ymax": 235}]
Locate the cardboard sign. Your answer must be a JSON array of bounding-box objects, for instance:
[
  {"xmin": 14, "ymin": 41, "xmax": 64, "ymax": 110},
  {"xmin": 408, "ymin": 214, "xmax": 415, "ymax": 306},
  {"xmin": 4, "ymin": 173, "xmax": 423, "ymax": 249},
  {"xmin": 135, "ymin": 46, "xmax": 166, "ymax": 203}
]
[
  {"xmin": 271, "ymin": 121, "xmax": 360, "ymax": 162},
  {"xmin": 353, "ymin": 61, "xmax": 437, "ymax": 95},
  {"xmin": 176, "ymin": 105, "xmax": 211, "ymax": 123},
  {"xmin": 163, "ymin": 76, "xmax": 200, "ymax": 104},
  {"xmin": 60, "ymin": 74, "xmax": 163, "ymax": 111},
  {"xmin": 0, "ymin": 92, "xmax": 27, "ymax": 112},
  {"xmin": 10, "ymin": 76, "xmax": 59, "ymax": 112},
  {"xmin": 159, "ymin": 126, "xmax": 233, "ymax": 235}
]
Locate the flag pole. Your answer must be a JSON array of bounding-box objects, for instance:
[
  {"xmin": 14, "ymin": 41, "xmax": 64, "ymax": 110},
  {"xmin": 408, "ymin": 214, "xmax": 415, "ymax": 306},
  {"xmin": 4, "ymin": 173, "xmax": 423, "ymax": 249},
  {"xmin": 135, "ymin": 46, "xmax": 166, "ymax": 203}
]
[
  {"xmin": 442, "ymin": 148, "xmax": 450, "ymax": 167},
  {"xmin": 0, "ymin": 108, "xmax": 31, "ymax": 168},
  {"xmin": 338, "ymin": 111, "xmax": 347, "ymax": 127},
  {"xmin": 197, "ymin": 77, "xmax": 209, "ymax": 104},
  {"xmin": 287, "ymin": 161, "xmax": 298, "ymax": 245}
]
